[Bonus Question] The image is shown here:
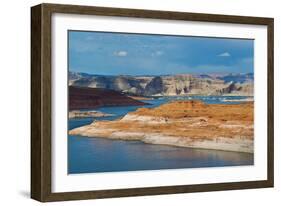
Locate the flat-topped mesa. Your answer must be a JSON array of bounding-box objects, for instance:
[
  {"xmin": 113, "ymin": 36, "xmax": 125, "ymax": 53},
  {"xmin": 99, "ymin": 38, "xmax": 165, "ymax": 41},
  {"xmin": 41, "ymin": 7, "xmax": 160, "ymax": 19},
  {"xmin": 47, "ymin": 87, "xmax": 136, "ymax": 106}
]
[
  {"xmin": 129, "ymin": 100, "xmax": 253, "ymax": 121},
  {"xmin": 69, "ymin": 86, "xmax": 149, "ymax": 110},
  {"xmin": 123, "ymin": 100, "xmax": 207, "ymax": 120},
  {"xmin": 69, "ymin": 100, "xmax": 254, "ymax": 153}
]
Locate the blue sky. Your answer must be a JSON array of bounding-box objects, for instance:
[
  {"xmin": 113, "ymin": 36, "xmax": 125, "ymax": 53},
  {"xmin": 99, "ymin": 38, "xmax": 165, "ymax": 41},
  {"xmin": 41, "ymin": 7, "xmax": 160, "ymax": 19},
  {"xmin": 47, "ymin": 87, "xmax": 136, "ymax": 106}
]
[{"xmin": 69, "ymin": 31, "xmax": 254, "ymax": 76}]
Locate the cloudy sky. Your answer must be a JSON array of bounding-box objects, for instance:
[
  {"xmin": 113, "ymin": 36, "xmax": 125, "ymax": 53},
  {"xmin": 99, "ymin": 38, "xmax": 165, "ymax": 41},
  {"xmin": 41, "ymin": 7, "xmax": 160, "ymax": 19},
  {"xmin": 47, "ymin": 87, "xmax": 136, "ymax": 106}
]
[{"xmin": 68, "ymin": 30, "xmax": 254, "ymax": 76}]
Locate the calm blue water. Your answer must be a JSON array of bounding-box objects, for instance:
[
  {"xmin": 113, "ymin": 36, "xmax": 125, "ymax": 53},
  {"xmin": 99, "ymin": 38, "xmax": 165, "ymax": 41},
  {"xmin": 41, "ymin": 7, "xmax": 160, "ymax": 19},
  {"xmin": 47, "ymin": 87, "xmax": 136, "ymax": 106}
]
[{"xmin": 68, "ymin": 96, "xmax": 254, "ymax": 174}]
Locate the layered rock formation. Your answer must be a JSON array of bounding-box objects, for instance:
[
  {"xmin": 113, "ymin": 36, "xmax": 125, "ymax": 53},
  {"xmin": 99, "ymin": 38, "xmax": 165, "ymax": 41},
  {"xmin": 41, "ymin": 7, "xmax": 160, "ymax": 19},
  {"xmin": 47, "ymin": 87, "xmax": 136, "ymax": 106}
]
[
  {"xmin": 69, "ymin": 86, "xmax": 149, "ymax": 110},
  {"xmin": 69, "ymin": 71, "xmax": 254, "ymax": 96},
  {"xmin": 69, "ymin": 100, "xmax": 254, "ymax": 153}
]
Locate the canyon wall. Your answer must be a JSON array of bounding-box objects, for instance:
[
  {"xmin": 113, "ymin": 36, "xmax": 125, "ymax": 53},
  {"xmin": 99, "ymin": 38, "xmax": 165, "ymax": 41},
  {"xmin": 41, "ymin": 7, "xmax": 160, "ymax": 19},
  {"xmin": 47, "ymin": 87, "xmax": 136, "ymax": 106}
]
[{"xmin": 69, "ymin": 72, "xmax": 253, "ymax": 96}]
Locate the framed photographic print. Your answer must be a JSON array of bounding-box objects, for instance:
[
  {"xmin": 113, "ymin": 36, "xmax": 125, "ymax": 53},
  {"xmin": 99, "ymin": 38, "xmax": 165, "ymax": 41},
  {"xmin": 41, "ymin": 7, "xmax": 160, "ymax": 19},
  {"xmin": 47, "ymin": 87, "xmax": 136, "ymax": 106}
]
[{"xmin": 31, "ymin": 3, "xmax": 274, "ymax": 202}]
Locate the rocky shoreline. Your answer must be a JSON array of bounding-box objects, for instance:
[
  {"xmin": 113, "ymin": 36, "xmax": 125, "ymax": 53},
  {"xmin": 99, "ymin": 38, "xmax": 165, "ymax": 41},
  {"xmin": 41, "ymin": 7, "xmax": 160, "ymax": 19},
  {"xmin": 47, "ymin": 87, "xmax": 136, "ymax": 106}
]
[{"xmin": 69, "ymin": 100, "xmax": 254, "ymax": 153}]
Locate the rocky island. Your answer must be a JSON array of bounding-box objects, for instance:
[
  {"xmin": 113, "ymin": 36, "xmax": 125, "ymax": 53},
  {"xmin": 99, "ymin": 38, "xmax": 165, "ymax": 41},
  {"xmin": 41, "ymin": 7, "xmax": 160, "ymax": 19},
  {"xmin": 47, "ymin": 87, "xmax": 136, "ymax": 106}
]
[
  {"xmin": 69, "ymin": 100, "xmax": 254, "ymax": 153},
  {"xmin": 69, "ymin": 110, "xmax": 113, "ymax": 119}
]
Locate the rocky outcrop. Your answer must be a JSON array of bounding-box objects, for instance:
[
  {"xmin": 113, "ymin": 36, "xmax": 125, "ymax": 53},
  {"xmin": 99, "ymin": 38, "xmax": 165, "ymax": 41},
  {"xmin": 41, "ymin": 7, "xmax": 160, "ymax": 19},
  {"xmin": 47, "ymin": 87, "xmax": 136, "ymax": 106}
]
[
  {"xmin": 69, "ymin": 72, "xmax": 254, "ymax": 96},
  {"xmin": 144, "ymin": 76, "xmax": 164, "ymax": 95},
  {"xmin": 217, "ymin": 82, "xmax": 253, "ymax": 96},
  {"xmin": 69, "ymin": 100, "xmax": 254, "ymax": 153},
  {"xmin": 69, "ymin": 110, "xmax": 113, "ymax": 119},
  {"xmin": 69, "ymin": 86, "xmax": 149, "ymax": 110}
]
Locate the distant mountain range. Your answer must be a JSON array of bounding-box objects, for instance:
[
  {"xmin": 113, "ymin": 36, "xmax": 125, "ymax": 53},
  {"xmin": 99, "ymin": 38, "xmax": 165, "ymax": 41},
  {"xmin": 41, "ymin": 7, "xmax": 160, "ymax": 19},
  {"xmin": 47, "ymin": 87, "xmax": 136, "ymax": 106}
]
[{"xmin": 69, "ymin": 71, "xmax": 254, "ymax": 96}]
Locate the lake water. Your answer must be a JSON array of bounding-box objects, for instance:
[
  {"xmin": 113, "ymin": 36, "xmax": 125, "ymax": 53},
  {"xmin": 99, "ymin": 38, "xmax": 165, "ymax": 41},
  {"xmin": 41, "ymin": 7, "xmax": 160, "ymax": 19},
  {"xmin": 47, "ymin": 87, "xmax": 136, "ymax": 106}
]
[{"xmin": 68, "ymin": 96, "xmax": 254, "ymax": 174}]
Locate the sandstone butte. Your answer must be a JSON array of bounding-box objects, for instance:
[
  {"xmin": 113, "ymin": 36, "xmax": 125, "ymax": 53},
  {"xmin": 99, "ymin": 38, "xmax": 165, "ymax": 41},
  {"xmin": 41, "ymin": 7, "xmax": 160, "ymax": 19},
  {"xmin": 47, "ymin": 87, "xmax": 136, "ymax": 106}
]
[{"xmin": 69, "ymin": 100, "xmax": 254, "ymax": 153}]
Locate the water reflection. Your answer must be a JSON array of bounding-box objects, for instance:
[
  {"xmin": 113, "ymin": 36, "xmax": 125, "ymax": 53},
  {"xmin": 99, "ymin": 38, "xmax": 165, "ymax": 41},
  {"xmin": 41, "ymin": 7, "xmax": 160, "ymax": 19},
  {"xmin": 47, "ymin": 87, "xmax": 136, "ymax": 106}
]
[{"xmin": 68, "ymin": 135, "xmax": 253, "ymax": 174}]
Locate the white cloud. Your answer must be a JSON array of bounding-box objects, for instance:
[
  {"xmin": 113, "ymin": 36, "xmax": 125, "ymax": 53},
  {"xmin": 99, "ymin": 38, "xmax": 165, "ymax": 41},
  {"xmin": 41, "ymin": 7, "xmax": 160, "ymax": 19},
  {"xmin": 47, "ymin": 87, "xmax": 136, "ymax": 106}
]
[
  {"xmin": 151, "ymin": 50, "xmax": 164, "ymax": 57},
  {"xmin": 114, "ymin": 51, "xmax": 127, "ymax": 57},
  {"xmin": 218, "ymin": 52, "xmax": 231, "ymax": 57}
]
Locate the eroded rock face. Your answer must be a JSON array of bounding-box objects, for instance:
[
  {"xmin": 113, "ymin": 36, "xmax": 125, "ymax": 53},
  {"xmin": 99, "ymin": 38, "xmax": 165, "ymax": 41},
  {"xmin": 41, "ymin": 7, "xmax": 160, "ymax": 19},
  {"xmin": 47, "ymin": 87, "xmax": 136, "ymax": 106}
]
[
  {"xmin": 69, "ymin": 100, "xmax": 254, "ymax": 153},
  {"xmin": 144, "ymin": 76, "xmax": 164, "ymax": 96},
  {"xmin": 69, "ymin": 72, "xmax": 254, "ymax": 96}
]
